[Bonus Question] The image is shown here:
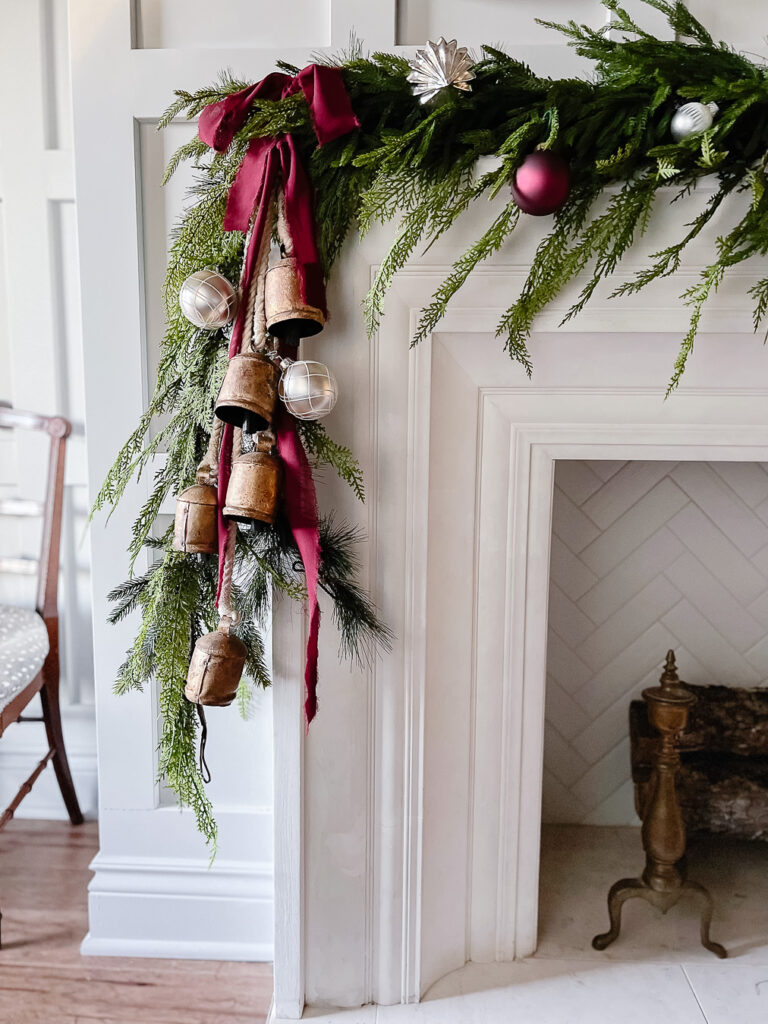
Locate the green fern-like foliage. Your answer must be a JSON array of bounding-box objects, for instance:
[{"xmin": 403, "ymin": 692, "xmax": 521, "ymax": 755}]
[{"xmin": 158, "ymin": 0, "xmax": 768, "ymax": 390}]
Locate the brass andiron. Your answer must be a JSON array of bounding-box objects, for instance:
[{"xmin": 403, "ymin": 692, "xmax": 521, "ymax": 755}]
[{"xmin": 592, "ymin": 650, "xmax": 727, "ymax": 958}]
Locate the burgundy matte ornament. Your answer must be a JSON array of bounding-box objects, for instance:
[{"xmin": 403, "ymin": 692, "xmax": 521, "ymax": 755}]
[{"xmin": 510, "ymin": 151, "xmax": 570, "ymax": 216}]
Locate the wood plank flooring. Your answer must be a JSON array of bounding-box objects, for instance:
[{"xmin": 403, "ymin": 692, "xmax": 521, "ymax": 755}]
[{"xmin": 0, "ymin": 820, "xmax": 273, "ymax": 1024}]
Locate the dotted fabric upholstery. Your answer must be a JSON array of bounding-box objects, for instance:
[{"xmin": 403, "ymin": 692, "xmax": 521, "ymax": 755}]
[{"xmin": 0, "ymin": 604, "xmax": 49, "ymax": 713}]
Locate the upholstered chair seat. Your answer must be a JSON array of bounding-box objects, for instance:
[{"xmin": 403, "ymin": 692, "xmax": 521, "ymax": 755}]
[{"xmin": 0, "ymin": 604, "xmax": 50, "ymax": 714}]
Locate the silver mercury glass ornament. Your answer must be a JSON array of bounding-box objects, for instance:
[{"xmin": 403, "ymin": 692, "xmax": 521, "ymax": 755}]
[
  {"xmin": 179, "ymin": 269, "xmax": 239, "ymax": 329},
  {"xmin": 407, "ymin": 38, "xmax": 475, "ymax": 105},
  {"xmin": 275, "ymin": 357, "xmax": 339, "ymax": 421},
  {"xmin": 670, "ymin": 102, "xmax": 719, "ymax": 142}
]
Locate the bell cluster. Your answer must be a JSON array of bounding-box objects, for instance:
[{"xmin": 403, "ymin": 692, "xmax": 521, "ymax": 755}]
[{"xmin": 174, "ymin": 255, "xmax": 340, "ymax": 706}]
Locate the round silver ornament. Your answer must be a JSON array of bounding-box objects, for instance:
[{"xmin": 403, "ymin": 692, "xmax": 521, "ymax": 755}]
[
  {"xmin": 407, "ymin": 37, "xmax": 475, "ymax": 105},
  {"xmin": 279, "ymin": 360, "xmax": 338, "ymax": 421},
  {"xmin": 670, "ymin": 101, "xmax": 719, "ymax": 142},
  {"xmin": 179, "ymin": 269, "xmax": 239, "ymax": 329}
]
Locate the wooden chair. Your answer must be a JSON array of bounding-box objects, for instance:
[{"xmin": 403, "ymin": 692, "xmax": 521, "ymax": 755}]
[{"xmin": 0, "ymin": 409, "xmax": 84, "ymax": 943}]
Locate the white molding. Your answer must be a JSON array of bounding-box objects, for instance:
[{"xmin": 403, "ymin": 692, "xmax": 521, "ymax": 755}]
[
  {"xmin": 81, "ymin": 936, "xmax": 273, "ymax": 962},
  {"xmin": 357, "ymin": 252, "xmax": 768, "ymax": 1006},
  {"xmin": 508, "ymin": 428, "xmax": 768, "ymax": 961},
  {"xmin": 271, "ymin": 598, "xmax": 306, "ymax": 1019},
  {"xmin": 399, "ymin": 326, "xmax": 432, "ymax": 1004},
  {"xmin": 85, "ymin": 851, "xmax": 273, "ymax": 897},
  {"xmin": 81, "ymin": 851, "xmax": 274, "ymax": 962},
  {"xmin": 392, "ymin": 268, "xmax": 765, "ymax": 337}
]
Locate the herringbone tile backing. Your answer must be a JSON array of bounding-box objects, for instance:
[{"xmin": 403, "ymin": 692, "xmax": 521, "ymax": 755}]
[{"xmin": 543, "ymin": 460, "xmax": 768, "ymax": 825}]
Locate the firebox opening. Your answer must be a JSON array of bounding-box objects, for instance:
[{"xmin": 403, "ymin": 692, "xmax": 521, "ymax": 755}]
[{"xmin": 538, "ymin": 459, "xmax": 768, "ymax": 961}]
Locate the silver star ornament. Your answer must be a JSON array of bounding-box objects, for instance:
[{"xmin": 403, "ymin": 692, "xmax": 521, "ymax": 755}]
[{"xmin": 407, "ymin": 37, "xmax": 475, "ymax": 104}]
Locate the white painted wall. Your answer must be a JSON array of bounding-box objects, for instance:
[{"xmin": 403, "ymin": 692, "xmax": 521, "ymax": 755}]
[
  {"xmin": 544, "ymin": 459, "xmax": 768, "ymax": 826},
  {"xmin": 0, "ymin": 0, "xmax": 96, "ymax": 820},
  {"xmin": 70, "ymin": 0, "xmax": 280, "ymax": 961}
]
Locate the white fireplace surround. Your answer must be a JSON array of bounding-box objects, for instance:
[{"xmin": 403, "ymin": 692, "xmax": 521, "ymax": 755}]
[
  {"xmin": 62, "ymin": 5, "xmax": 768, "ymax": 1019},
  {"xmin": 269, "ymin": 200, "xmax": 768, "ymax": 1020}
]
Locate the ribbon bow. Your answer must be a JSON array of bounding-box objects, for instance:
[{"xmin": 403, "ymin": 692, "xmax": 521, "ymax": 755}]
[
  {"xmin": 200, "ymin": 65, "xmax": 358, "ymax": 725},
  {"xmin": 199, "ymin": 66, "xmax": 359, "ymax": 322}
]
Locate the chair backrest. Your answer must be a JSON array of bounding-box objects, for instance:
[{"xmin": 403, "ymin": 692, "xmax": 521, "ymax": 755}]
[{"xmin": 0, "ymin": 409, "xmax": 71, "ymax": 622}]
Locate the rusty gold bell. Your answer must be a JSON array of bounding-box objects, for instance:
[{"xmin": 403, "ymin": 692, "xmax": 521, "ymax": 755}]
[
  {"xmin": 173, "ymin": 482, "xmax": 218, "ymax": 554},
  {"xmin": 223, "ymin": 433, "xmax": 282, "ymax": 525},
  {"xmin": 185, "ymin": 617, "xmax": 247, "ymax": 708},
  {"xmin": 215, "ymin": 351, "xmax": 280, "ymax": 432},
  {"xmin": 265, "ymin": 256, "xmax": 325, "ymax": 339}
]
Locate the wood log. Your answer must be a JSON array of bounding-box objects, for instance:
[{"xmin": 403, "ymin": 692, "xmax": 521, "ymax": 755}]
[{"xmin": 630, "ymin": 685, "xmax": 768, "ymax": 841}]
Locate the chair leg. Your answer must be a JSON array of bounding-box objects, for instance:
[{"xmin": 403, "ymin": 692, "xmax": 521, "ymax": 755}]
[{"xmin": 39, "ymin": 644, "xmax": 84, "ymax": 826}]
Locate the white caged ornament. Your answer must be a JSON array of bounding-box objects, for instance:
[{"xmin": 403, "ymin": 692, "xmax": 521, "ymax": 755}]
[
  {"xmin": 179, "ymin": 269, "xmax": 239, "ymax": 329},
  {"xmin": 279, "ymin": 360, "xmax": 338, "ymax": 421},
  {"xmin": 670, "ymin": 101, "xmax": 719, "ymax": 142},
  {"xmin": 407, "ymin": 37, "xmax": 475, "ymax": 105}
]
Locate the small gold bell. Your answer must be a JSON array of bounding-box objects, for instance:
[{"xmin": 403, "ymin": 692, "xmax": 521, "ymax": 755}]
[
  {"xmin": 223, "ymin": 433, "xmax": 282, "ymax": 525},
  {"xmin": 215, "ymin": 351, "xmax": 280, "ymax": 432},
  {"xmin": 185, "ymin": 618, "xmax": 247, "ymax": 707},
  {"xmin": 173, "ymin": 482, "xmax": 218, "ymax": 554},
  {"xmin": 265, "ymin": 256, "xmax": 325, "ymax": 339}
]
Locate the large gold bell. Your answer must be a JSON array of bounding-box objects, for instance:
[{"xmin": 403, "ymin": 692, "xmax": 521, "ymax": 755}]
[
  {"xmin": 215, "ymin": 351, "xmax": 280, "ymax": 432},
  {"xmin": 173, "ymin": 483, "xmax": 218, "ymax": 554},
  {"xmin": 185, "ymin": 619, "xmax": 247, "ymax": 707},
  {"xmin": 265, "ymin": 256, "xmax": 325, "ymax": 339},
  {"xmin": 223, "ymin": 434, "xmax": 282, "ymax": 525}
]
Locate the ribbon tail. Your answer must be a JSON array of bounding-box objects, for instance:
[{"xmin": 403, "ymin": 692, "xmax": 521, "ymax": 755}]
[
  {"xmin": 216, "ymin": 422, "xmax": 235, "ymax": 605},
  {"xmin": 304, "ymin": 598, "xmax": 320, "ymax": 726},
  {"xmin": 279, "ymin": 137, "xmax": 327, "ymax": 317},
  {"xmin": 275, "ymin": 405, "xmax": 322, "ymax": 725}
]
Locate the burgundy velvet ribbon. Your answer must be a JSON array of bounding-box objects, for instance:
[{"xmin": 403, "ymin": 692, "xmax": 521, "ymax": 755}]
[
  {"xmin": 199, "ymin": 65, "xmax": 359, "ymax": 316},
  {"xmin": 201, "ymin": 65, "xmax": 358, "ymax": 724},
  {"xmin": 275, "ymin": 405, "xmax": 322, "ymax": 724}
]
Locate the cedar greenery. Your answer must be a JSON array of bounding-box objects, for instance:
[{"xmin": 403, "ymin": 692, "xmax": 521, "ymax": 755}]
[
  {"xmin": 156, "ymin": 0, "xmax": 768, "ymax": 389},
  {"xmin": 96, "ymin": 0, "xmax": 768, "ymax": 847}
]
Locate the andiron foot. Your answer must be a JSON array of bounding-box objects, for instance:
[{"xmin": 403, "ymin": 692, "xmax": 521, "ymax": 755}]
[
  {"xmin": 592, "ymin": 877, "xmax": 645, "ymax": 950},
  {"xmin": 592, "ymin": 876, "xmax": 727, "ymax": 958}
]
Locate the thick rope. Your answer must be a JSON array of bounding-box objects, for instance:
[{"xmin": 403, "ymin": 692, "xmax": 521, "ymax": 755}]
[
  {"xmin": 276, "ymin": 188, "xmax": 294, "ymax": 256},
  {"xmin": 215, "ymin": 192, "xmax": 274, "ymax": 622},
  {"xmin": 196, "ymin": 414, "xmax": 224, "ymax": 486},
  {"xmin": 218, "ymin": 520, "xmax": 239, "ymax": 624},
  {"xmin": 244, "ymin": 194, "xmax": 275, "ymax": 354},
  {"xmin": 217, "ymin": 423, "xmax": 242, "ymax": 624}
]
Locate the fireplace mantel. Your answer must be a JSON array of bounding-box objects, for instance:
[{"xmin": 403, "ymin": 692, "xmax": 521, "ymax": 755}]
[{"xmin": 269, "ymin": 194, "xmax": 768, "ymax": 1021}]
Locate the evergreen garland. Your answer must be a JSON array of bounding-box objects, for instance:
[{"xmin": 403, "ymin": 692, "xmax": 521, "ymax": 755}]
[{"xmin": 95, "ymin": 0, "xmax": 768, "ymax": 848}]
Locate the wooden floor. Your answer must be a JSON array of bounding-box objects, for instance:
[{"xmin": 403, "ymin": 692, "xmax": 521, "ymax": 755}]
[{"xmin": 0, "ymin": 819, "xmax": 274, "ymax": 1024}]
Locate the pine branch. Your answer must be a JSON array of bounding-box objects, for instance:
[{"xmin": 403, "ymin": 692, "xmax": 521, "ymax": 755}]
[
  {"xmin": 496, "ymin": 186, "xmax": 601, "ymax": 372},
  {"xmin": 298, "ymin": 422, "xmax": 365, "ymax": 501},
  {"xmin": 412, "ymin": 201, "xmax": 520, "ymax": 347},
  {"xmin": 560, "ymin": 174, "xmax": 657, "ymax": 324}
]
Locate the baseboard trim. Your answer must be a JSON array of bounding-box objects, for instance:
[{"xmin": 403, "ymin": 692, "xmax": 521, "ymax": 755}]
[
  {"xmin": 87, "ymin": 851, "xmax": 273, "ymax": 899},
  {"xmin": 80, "ymin": 932, "xmax": 273, "ymax": 961},
  {"xmin": 84, "ymin": 852, "xmax": 274, "ymax": 961}
]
